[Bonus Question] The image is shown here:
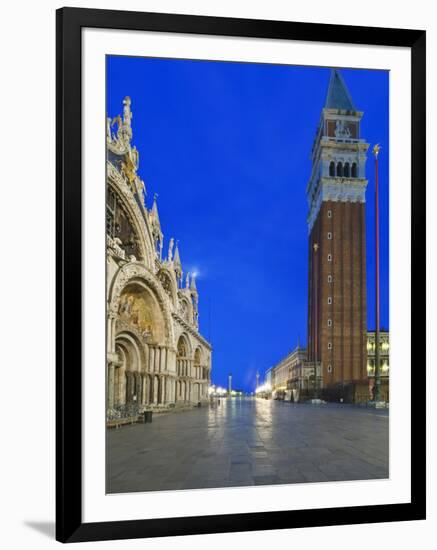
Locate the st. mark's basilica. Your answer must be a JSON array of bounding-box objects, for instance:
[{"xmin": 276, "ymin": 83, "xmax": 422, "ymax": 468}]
[{"xmin": 106, "ymin": 97, "xmax": 211, "ymax": 419}]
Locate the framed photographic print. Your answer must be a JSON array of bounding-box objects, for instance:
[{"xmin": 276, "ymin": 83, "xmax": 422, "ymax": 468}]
[{"xmin": 56, "ymin": 7, "xmax": 426, "ymax": 543}]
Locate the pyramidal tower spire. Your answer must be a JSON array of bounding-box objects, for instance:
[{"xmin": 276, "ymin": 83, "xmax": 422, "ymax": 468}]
[{"xmin": 324, "ymin": 69, "xmax": 356, "ymax": 111}]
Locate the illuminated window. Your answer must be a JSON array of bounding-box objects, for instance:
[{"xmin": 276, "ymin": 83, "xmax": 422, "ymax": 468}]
[
  {"xmin": 328, "ymin": 254, "xmax": 332, "ymax": 262},
  {"xmin": 327, "ymin": 210, "xmax": 332, "ymax": 218},
  {"xmin": 328, "ymin": 297, "xmax": 332, "ymax": 305},
  {"xmin": 328, "ymin": 319, "xmax": 332, "ymax": 327},
  {"xmin": 327, "ymin": 232, "xmax": 332, "ymax": 240},
  {"xmin": 328, "ymin": 275, "xmax": 333, "ymax": 283},
  {"xmin": 328, "ymin": 342, "xmax": 332, "ymax": 350},
  {"xmin": 327, "ymin": 364, "xmax": 332, "ymax": 373}
]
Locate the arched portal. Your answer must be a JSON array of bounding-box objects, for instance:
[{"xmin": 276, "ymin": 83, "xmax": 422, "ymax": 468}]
[
  {"xmin": 117, "ymin": 282, "xmax": 166, "ymax": 345},
  {"xmin": 194, "ymin": 347, "xmax": 201, "ymax": 380},
  {"xmin": 176, "ymin": 335, "xmax": 191, "ymax": 401},
  {"xmin": 113, "ymin": 331, "xmax": 143, "ymax": 406}
]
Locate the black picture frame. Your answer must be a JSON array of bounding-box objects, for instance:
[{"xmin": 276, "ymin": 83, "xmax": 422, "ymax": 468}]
[{"xmin": 56, "ymin": 7, "xmax": 426, "ymax": 543}]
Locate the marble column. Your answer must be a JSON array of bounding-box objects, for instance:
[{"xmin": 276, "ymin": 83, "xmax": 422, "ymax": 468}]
[
  {"xmin": 153, "ymin": 376, "xmax": 159, "ymax": 404},
  {"xmin": 125, "ymin": 371, "xmax": 132, "ymax": 403},
  {"xmin": 154, "ymin": 347, "xmax": 160, "ymax": 373},
  {"xmin": 159, "ymin": 347, "xmax": 165, "ymax": 373},
  {"xmin": 149, "ymin": 347, "xmax": 155, "ymax": 373},
  {"xmin": 135, "ymin": 372, "xmax": 142, "ymax": 404},
  {"xmin": 161, "ymin": 376, "xmax": 166, "ymax": 404},
  {"xmin": 107, "ymin": 363, "xmax": 115, "ymax": 409},
  {"xmin": 142, "ymin": 374, "xmax": 148, "ymax": 405}
]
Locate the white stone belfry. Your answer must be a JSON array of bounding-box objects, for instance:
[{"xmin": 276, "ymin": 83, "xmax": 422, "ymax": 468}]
[{"xmin": 306, "ymin": 69, "xmax": 370, "ymax": 233}]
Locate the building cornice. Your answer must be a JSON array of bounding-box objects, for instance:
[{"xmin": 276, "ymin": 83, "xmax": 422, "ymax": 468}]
[{"xmin": 307, "ymin": 177, "xmax": 368, "ymax": 233}]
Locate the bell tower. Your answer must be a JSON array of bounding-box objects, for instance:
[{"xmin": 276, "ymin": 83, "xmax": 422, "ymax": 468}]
[{"xmin": 307, "ymin": 69, "xmax": 370, "ymax": 388}]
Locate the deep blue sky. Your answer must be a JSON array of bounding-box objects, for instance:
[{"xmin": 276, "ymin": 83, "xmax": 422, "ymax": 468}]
[{"xmin": 107, "ymin": 56, "xmax": 389, "ymax": 392}]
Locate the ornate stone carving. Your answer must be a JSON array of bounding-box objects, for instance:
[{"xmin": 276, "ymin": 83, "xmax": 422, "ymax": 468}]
[{"xmin": 109, "ymin": 262, "xmax": 175, "ymax": 345}]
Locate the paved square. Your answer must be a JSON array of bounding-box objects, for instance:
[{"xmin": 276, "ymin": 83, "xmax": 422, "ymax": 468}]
[{"xmin": 107, "ymin": 399, "xmax": 389, "ymax": 493}]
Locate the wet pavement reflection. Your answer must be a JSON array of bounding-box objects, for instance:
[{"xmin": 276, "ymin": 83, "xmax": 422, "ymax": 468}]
[{"xmin": 107, "ymin": 398, "xmax": 388, "ymax": 493}]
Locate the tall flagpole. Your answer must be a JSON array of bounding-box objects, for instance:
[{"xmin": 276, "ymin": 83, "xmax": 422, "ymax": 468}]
[{"xmin": 372, "ymin": 144, "xmax": 381, "ymax": 402}]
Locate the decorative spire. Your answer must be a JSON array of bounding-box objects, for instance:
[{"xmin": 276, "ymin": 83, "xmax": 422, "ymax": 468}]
[
  {"xmin": 173, "ymin": 241, "xmax": 181, "ymax": 267},
  {"xmin": 173, "ymin": 241, "xmax": 182, "ymax": 280},
  {"xmin": 325, "ymin": 69, "xmax": 355, "ymax": 111},
  {"xmin": 151, "ymin": 193, "xmax": 161, "ymax": 225},
  {"xmin": 167, "ymin": 237, "xmax": 174, "ymax": 262},
  {"xmin": 185, "ymin": 271, "xmax": 190, "ymax": 289},
  {"xmin": 190, "ymin": 272, "xmax": 197, "ymax": 292}
]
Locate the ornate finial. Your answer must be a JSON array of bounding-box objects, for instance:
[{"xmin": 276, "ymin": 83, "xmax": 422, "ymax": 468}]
[
  {"xmin": 167, "ymin": 237, "xmax": 174, "ymax": 262},
  {"xmin": 190, "ymin": 272, "xmax": 197, "ymax": 292},
  {"xmin": 185, "ymin": 272, "xmax": 191, "ymax": 289},
  {"xmin": 372, "ymin": 143, "xmax": 381, "ymax": 158},
  {"xmin": 123, "ymin": 96, "xmax": 132, "ymax": 127},
  {"xmin": 106, "ymin": 117, "xmax": 112, "ymax": 142},
  {"xmin": 154, "ymin": 192, "xmax": 159, "ymax": 202},
  {"xmin": 313, "ymin": 243, "xmax": 319, "ymax": 252},
  {"xmin": 173, "ymin": 240, "xmax": 182, "ymax": 271}
]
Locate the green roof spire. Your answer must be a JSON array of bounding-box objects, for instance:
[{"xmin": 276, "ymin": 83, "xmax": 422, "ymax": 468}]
[{"xmin": 325, "ymin": 69, "xmax": 356, "ymax": 110}]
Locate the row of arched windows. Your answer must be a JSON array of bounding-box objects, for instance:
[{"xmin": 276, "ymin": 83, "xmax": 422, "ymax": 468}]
[{"xmin": 329, "ymin": 161, "xmax": 358, "ymax": 178}]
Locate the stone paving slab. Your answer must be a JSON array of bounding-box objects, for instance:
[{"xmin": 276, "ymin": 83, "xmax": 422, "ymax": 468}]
[{"xmin": 107, "ymin": 398, "xmax": 389, "ymax": 494}]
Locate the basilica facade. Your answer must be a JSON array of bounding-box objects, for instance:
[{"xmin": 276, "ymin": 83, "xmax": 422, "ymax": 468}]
[{"xmin": 106, "ymin": 97, "xmax": 212, "ymax": 419}]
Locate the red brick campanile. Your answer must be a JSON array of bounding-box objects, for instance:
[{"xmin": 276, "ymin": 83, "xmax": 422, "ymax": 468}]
[{"xmin": 307, "ymin": 70, "xmax": 369, "ymax": 389}]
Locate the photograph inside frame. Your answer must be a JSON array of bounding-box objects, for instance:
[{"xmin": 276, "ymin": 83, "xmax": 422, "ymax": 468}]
[{"xmin": 105, "ymin": 56, "xmax": 389, "ymax": 494}]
